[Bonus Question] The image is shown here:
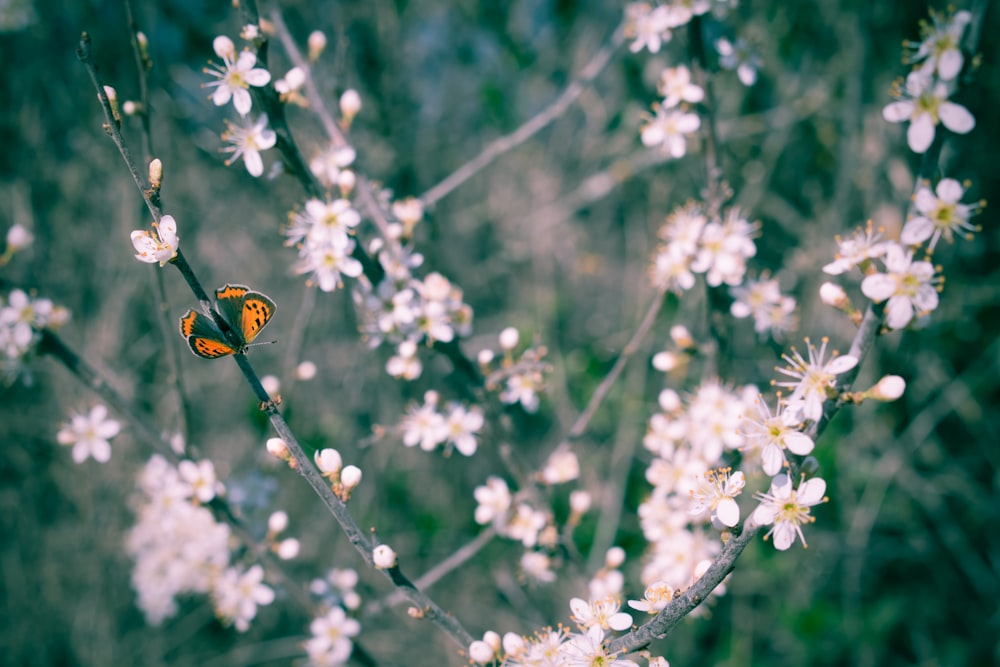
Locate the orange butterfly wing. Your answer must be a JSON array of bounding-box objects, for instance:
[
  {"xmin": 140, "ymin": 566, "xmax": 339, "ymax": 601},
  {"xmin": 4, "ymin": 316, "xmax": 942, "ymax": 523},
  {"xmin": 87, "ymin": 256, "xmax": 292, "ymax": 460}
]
[
  {"xmin": 240, "ymin": 294, "xmax": 276, "ymax": 343},
  {"xmin": 179, "ymin": 309, "xmax": 237, "ymax": 359}
]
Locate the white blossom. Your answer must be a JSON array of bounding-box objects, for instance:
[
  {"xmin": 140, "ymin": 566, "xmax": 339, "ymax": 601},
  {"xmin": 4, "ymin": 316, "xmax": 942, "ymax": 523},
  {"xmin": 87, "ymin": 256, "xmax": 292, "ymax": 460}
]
[
  {"xmin": 883, "ymin": 70, "xmax": 975, "ymax": 154},
  {"xmin": 751, "ymin": 474, "xmax": 827, "ymax": 550},
  {"xmin": 861, "ymin": 243, "xmax": 940, "ymax": 330}
]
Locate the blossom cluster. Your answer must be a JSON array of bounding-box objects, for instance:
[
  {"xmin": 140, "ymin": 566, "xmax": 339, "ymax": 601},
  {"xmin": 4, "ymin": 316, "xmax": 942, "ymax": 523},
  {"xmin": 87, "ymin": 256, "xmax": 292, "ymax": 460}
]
[
  {"xmin": 469, "ymin": 593, "xmax": 667, "ymax": 667},
  {"xmin": 882, "ymin": 9, "xmax": 975, "ymax": 153},
  {"xmin": 829, "ymin": 178, "xmax": 983, "ymax": 332},
  {"xmin": 729, "ymin": 273, "xmax": 798, "ymax": 340},
  {"xmin": 354, "ymin": 255, "xmax": 474, "ymax": 379},
  {"xmin": 399, "ymin": 391, "xmax": 484, "ymax": 456},
  {"xmin": 204, "ymin": 33, "xmax": 276, "ymax": 176},
  {"xmin": 126, "ymin": 454, "xmax": 274, "ymax": 631},
  {"xmin": 303, "ymin": 606, "xmax": 361, "ymax": 667},
  {"xmin": 640, "ymin": 65, "xmax": 702, "ymax": 159},
  {"xmin": 625, "ymin": 1, "xmax": 734, "ymax": 54},
  {"xmin": 639, "ymin": 379, "xmax": 752, "ymax": 587},
  {"xmin": 285, "ymin": 197, "xmax": 364, "ymax": 292},
  {"xmin": 480, "ymin": 327, "xmax": 550, "ymax": 413},
  {"xmin": 473, "ymin": 476, "xmax": 555, "ymax": 579},
  {"xmin": 649, "ymin": 201, "xmax": 759, "ymax": 293},
  {"xmin": 0, "ymin": 288, "xmax": 69, "ymax": 379},
  {"xmin": 471, "ymin": 448, "xmax": 591, "ymax": 585}
]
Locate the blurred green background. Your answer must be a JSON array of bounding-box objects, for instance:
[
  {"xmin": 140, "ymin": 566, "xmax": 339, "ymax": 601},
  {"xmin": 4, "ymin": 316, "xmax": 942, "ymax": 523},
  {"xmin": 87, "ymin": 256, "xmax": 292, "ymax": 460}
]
[{"xmin": 2, "ymin": 0, "xmax": 999, "ymax": 665}]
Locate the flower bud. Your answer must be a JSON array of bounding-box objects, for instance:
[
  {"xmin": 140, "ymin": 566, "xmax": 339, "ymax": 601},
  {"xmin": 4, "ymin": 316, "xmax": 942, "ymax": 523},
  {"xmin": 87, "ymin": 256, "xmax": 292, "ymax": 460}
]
[
  {"xmin": 260, "ymin": 374, "xmax": 281, "ymax": 396},
  {"xmin": 658, "ymin": 388, "xmax": 681, "ymax": 411},
  {"xmin": 819, "ymin": 281, "xmax": 850, "ymax": 309},
  {"xmin": 340, "ymin": 465, "xmax": 362, "ymax": 491},
  {"xmin": 314, "ymin": 448, "xmax": 343, "ymax": 475},
  {"xmin": 339, "ymin": 89, "xmax": 362, "ymax": 125},
  {"xmin": 499, "ymin": 327, "xmax": 520, "ymax": 351},
  {"xmin": 5, "ymin": 224, "xmax": 33, "ymax": 252},
  {"xmin": 605, "ymin": 546, "xmax": 626, "ymax": 568},
  {"xmin": 48, "ymin": 306, "xmax": 71, "ymax": 328},
  {"xmin": 102, "ymin": 85, "xmax": 121, "ymax": 124},
  {"xmin": 268, "ymin": 510, "xmax": 289, "ymax": 533},
  {"xmin": 296, "ymin": 361, "xmax": 317, "ymax": 380},
  {"xmin": 276, "ymin": 538, "xmax": 300, "ymax": 560},
  {"xmin": 122, "ymin": 100, "xmax": 139, "ymax": 116},
  {"xmin": 870, "ymin": 375, "xmax": 906, "ymax": 401},
  {"xmin": 502, "ymin": 633, "xmax": 526, "ymax": 657},
  {"xmin": 338, "ymin": 169, "xmax": 356, "ymax": 196},
  {"xmin": 266, "ymin": 437, "xmax": 290, "ymax": 459},
  {"xmin": 670, "ymin": 324, "xmax": 694, "ymax": 349},
  {"xmin": 569, "ymin": 490, "xmax": 592, "ymax": 514},
  {"xmin": 482, "ymin": 631, "xmax": 501, "ymax": 652},
  {"xmin": 652, "ymin": 350, "xmax": 679, "ymax": 372},
  {"xmin": 372, "ymin": 544, "xmax": 397, "ymax": 569},
  {"xmin": 148, "ymin": 158, "xmax": 163, "ymax": 190},
  {"xmin": 308, "ymin": 30, "xmax": 327, "ymax": 61},
  {"xmin": 477, "ymin": 349, "xmax": 495, "ymax": 366},
  {"xmin": 468, "ymin": 640, "xmax": 495, "ymax": 665}
]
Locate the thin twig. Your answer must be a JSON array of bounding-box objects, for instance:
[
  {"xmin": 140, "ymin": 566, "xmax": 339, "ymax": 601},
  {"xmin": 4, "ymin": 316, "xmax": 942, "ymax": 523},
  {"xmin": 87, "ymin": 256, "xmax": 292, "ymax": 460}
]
[
  {"xmin": 123, "ymin": 0, "xmax": 153, "ymax": 161},
  {"xmin": 76, "ymin": 32, "xmax": 160, "ymax": 223},
  {"xmin": 120, "ymin": 2, "xmax": 193, "ymax": 445},
  {"xmin": 567, "ymin": 287, "xmax": 668, "ymax": 441},
  {"xmin": 282, "ymin": 281, "xmax": 317, "ymax": 387},
  {"xmin": 419, "ymin": 23, "xmax": 626, "ymax": 208},
  {"xmin": 365, "ymin": 527, "xmax": 497, "ymax": 616}
]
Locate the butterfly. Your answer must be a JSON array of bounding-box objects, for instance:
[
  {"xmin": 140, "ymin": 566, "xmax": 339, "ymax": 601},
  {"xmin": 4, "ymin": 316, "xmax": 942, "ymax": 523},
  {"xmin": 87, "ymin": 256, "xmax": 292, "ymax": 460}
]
[{"xmin": 179, "ymin": 284, "xmax": 276, "ymax": 359}]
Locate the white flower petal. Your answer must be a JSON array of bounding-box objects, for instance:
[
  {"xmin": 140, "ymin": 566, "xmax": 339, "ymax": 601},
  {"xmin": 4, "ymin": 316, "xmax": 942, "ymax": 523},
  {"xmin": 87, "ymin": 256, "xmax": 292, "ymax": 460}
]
[
  {"xmin": 935, "ymin": 178, "xmax": 964, "ymax": 203},
  {"xmin": 715, "ymin": 497, "xmax": 740, "ymax": 527},
  {"xmin": 901, "ymin": 218, "xmax": 933, "ymax": 245},
  {"xmin": 244, "ymin": 68, "xmax": 272, "ymax": 87},
  {"xmin": 752, "ymin": 503, "xmax": 777, "ymax": 526},
  {"xmin": 233, "ymin": 89, "xmax": 253, "ymax": 116},
  {"xmin": 212, "ymin": 85, "xmax": 232, "ymax": 107},
  {"xmin": 861, "ymin": 273, "xmax": 897, "ymax": 302},
  {"xmin": 797, "ymin": 478, "xmax": 827, "ymax": 505},
  {"xmin": 937, "ymin": 49, "xmax": 963, "ymax": 80},
  {"xmin": 913, "ymin": 285, "xmax": 939, "ymax": 313},
  {"xmin": 243, "ymin": 150, "xmax": 263, "ymax": 177},
  {"xmin": 784, "ymin": 430, "xmax": 815, "ymax": 456},
  {"xmin": 885, "ymin": 295, "xmax": 915, "ymax": 329},
  {"xmin": 825, "ymin": 355, "xmax": 858, "ymax": 374},
  {"xmin": 761, "ymin": 443, "xmax": 784, "ymax": 476},
  {"xmin": 939, "ymin": 102, "xmax": 975, "ymax": 134},
  {"xmin": 609, "ymin": 612, "xmax": 634, "ymax": 631},
  {"xmin": 772, "ymin": 522, "xmax": 795, "ymax": 550},
  {"xmin": 882, "ymin": 100, "xmax": 913, "ymax": 123},
  {"xmin": 907, "ymin": 113, "xmax": 936, "ymax": 153}
]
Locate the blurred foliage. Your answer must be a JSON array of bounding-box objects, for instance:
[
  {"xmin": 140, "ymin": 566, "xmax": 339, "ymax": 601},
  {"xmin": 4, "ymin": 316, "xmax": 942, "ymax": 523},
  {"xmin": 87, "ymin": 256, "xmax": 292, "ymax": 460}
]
[{"xmin": 1, "ymin": 0, "xmax": 999, "ymax": 666}]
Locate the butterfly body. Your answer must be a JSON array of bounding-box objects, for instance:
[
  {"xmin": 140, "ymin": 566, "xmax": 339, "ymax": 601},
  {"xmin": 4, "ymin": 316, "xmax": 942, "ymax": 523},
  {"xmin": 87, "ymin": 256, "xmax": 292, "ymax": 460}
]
[{"xmin": 179, "ymin": 284, "xmax": 276, "ymax": 359}]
